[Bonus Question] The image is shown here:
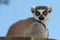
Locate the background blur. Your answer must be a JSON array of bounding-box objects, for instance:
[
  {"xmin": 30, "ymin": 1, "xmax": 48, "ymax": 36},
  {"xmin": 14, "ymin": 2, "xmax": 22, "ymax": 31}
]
[{"xmin": 0, "ymin": 0, "xmax": 60, "ymax": 40}]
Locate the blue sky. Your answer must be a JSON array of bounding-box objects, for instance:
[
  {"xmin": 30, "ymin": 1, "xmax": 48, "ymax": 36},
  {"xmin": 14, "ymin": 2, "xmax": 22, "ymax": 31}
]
[{"xmin": 0, "ymin": 0, "xmax": 60, "ymax": 40}]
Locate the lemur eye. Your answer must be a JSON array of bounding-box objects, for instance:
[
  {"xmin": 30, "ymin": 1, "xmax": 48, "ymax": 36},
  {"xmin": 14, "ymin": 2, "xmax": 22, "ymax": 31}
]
[
  {"xmin": 43, "ymin": 11, "xmax": 47, "ymax": 16},
  {"xmin": 35, "ymin": 11, "xmax": 40, "ymax": 16}
]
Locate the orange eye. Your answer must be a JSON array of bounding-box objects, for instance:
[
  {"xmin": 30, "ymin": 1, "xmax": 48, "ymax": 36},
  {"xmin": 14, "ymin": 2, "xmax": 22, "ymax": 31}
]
[
  {"xmin": 43, "ymin": 11, "xmax": 47, "ymax": 16},
  {"xmin": 35, "ymin": 11, "xmax": 40, "ymax": 16}
]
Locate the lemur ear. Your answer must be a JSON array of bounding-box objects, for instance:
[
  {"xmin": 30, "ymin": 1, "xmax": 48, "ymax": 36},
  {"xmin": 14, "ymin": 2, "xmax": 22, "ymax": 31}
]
[
  {"xmin": 48, "ymin": 6, "xmax": 52, "ymax": 13},
  {"xmin": 31, "ymin": 6, "xmax": 35, "ymax": 13}
]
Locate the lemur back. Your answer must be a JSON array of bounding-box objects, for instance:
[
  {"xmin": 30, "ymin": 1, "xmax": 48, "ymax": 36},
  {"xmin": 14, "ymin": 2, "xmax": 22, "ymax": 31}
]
[{"xmin": 6, "ymin": 18, "xmax": 48, "ymax": 38}]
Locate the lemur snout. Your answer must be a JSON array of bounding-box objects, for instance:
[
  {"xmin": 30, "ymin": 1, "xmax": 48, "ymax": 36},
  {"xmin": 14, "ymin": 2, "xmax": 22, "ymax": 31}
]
[{"xmin": 39, "ymin": 15, "xmax": 44, "ymax": 20}]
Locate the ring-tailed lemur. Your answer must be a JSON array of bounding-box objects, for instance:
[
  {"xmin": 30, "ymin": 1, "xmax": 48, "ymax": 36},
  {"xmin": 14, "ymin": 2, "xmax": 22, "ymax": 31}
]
[{"xmin": 7, "ymin": 6, "xmax": 52, "ymax": 38}]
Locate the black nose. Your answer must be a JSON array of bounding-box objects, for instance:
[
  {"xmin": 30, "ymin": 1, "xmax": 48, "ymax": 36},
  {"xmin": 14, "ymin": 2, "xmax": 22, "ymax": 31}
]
[{"xmin": 39, "ymin": 15, "xmax": 44, "ymax": 20}]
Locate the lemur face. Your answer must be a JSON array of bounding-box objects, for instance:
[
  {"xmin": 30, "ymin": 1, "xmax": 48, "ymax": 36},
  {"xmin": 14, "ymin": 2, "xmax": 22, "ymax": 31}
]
[{"xmin": 31, "ymin": 6, "xmax": 52, "ymax": 21}]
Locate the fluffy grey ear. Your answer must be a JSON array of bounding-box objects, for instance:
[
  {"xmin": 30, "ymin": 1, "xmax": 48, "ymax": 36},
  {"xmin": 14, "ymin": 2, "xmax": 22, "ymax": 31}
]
[
  {"xmin": 31, "ymin": 6, "xmax": 35, "ymax": 13},
  {"xmin": 48, "ymin": 6, "xmax": 52, "ymax": 13}
]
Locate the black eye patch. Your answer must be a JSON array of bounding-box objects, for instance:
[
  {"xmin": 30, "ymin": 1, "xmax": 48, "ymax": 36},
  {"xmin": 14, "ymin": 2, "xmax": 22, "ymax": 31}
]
[
  {"xmin": 35, "ymin": 11, "xmax": 40, "ymax": 16},
  {"xmin": 43, "ymin": 11, "xmax": 48, "ymax": 16}
]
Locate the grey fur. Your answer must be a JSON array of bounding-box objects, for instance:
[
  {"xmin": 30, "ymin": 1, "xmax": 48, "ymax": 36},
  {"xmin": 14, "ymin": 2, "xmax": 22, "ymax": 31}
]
[{"xmin": 25, "ymin": 22, "xmax": 48, "ymax": 38}]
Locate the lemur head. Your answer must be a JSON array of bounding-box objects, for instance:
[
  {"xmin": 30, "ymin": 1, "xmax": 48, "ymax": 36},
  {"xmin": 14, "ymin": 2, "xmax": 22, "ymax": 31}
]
[{"xmin": 31, "ymin": 6, "xmax": 52, "ymax": 22}]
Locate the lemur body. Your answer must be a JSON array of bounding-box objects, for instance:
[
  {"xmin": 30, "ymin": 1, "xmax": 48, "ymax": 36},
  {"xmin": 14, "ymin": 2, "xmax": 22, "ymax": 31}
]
[{"xmin": 7, "ymin": 6, "xmax": 52, "ymax": 38}]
